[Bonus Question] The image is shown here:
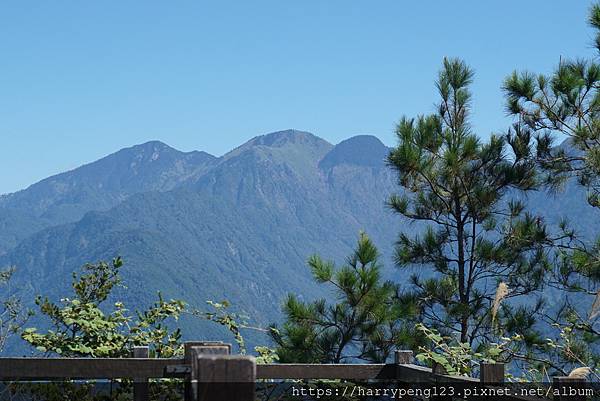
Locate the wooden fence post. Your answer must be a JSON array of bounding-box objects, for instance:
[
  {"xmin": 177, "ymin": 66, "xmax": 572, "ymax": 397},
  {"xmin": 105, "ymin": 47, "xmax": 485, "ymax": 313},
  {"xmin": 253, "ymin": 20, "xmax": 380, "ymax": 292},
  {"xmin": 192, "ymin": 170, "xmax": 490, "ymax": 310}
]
[
  {"xmin": 480, "ymin": 363, "xmax": 504, "ymax": 384},
  {"xmin": 132, "ymin": 346, "xmax": 149, "ymax": 401},
  {"xmin": 394, "ymin": 350, "xmax": 414, "ymax": 365},
  {"xmin": 195, "ymin": 354, "xmax": 256, "ymax": 401},
  {"xmin": 394, "ymin": 350, "xmax": 414, "ymax": 401},
  {"xmin": 184, "ymin": 341, "xmax": 231, "ymax": 401}
]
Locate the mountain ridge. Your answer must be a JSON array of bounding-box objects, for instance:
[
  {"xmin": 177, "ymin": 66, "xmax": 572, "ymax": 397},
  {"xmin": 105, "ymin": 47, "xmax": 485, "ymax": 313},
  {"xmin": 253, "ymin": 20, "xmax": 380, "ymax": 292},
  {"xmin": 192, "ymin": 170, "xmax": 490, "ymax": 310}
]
[
  {"xmin": 0, "ymin": 130, "xmax": 402, "ymax": 353},
  {"xmin": 3, "ymin": 129, "xmax": 598, "ymax": 355}
]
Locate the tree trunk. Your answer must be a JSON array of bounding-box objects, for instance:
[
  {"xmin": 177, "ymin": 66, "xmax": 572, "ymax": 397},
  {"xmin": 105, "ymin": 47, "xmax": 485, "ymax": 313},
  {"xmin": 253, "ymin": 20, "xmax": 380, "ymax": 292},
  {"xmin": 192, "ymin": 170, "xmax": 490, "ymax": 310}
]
[{"xmin": 455, "ymin": 197, "xmax": 469, "ymax": 343}]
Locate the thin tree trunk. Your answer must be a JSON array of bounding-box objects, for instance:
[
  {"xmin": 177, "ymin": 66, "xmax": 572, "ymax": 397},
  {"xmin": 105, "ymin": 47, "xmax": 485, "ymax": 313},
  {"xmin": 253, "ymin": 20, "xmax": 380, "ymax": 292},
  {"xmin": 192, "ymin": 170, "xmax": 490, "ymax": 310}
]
[{"xmin": 455, "ymin": 196, "xmax": 469, "ymax": 343}]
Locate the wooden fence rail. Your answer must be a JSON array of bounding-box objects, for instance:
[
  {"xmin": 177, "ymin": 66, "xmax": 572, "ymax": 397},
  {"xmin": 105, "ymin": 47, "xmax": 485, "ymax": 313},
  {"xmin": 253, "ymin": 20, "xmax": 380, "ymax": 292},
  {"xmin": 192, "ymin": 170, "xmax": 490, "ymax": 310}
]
[{"xmin": 0, "ymin": 341, "xmax": 583, "ymax": 401}]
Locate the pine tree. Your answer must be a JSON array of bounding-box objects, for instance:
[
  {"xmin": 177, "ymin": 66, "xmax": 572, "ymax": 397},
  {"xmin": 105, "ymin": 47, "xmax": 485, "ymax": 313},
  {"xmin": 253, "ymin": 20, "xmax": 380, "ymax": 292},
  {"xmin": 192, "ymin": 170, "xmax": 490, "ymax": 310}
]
[
  {"xmin": 503, "ymin": 4, "xmax": 600, "ymax": 208},
  {"xmin": 270, "ymin": 232, "xmax": 421, "ymax": 363},
  {"xmin": 387, "ymin": 58, "xmax": 550, "ymax": 350},
  {"xmin": 502, "ymin": 3, "xmax": 600, "ymax": 374}
]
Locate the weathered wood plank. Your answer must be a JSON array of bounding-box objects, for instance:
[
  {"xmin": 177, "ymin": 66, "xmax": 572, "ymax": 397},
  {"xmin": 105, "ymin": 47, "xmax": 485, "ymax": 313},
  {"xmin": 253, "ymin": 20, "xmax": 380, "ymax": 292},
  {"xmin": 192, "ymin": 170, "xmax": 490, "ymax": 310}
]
[
  {"xmin": 0, "ymin": 357, "xmax": 482, "ymax": 384},
  {"xmin": 196, "ymin": 355, "xmax": 256, "ymax": 401},
  {"xmin": 0, "ymin": 358, "xmax": 185, "ymax": 379},
  {"xmin": 435, "ymin": 373, "xmax": 480, "ymax": 383},
  {"xmin": 257, "ymin": 363, "xmax": 480, "ymax": 384},
  {"xmin": 396, "ymin": 363, "xmax": 435, "ymax": 382},
  {"xmin": 395, "ymin": 364, "xmax": 480, "ymax": 383},
  {"xmin": 257, "ymin": 364, "xmax": 397, "ymax": 380}
]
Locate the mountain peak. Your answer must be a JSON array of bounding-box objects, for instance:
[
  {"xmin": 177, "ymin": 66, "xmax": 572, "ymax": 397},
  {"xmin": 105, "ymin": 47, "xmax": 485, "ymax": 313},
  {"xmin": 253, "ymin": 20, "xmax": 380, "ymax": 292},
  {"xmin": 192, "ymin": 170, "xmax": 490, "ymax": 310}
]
[
  {"xmin": 0, "ymin": 139, "xmax": 216, "ymax": 222},
  {"xmin": 134, "ymin": 139, "xmax": 171, "ymax": 148},
  {"xmin": 245, "ymin": 129, "xmax": 329, "ymax": 148},
  {"xmin": 222, "ymin": 129, "xmax": 333, "ymax": 162},
  {"xmin": 122, "ymin": 140, "xmax": 177, "ymax": 156},
  {"xmin": 319, "ymin": 135, "xmax": 390, "ymax": 170}
]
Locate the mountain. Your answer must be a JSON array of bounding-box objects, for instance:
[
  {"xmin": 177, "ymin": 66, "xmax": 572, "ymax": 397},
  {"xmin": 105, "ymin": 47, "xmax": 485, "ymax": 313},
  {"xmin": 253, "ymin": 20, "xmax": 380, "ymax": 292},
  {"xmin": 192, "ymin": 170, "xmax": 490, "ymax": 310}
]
[
  {"xmin": 0, "ymin": 209, "xmax": 45, "ymax": 254},
  {"xmin": 3, "ymin": 130, "xmax": 599, "ymax": 354},
  {"xmin": 0, "ymin": 141, "xmax": 216, "ymax": 254},
  {"xmin": 0, "ymin": 130, "xmax": 401, "ymax": 353}
]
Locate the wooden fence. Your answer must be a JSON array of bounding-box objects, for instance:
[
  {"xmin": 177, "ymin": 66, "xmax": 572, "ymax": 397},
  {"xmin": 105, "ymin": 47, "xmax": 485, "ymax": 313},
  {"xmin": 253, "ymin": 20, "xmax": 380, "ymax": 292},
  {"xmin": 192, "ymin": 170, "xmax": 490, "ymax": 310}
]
[{"xmin": 0, "ymin": 341, "xmax": 584, "ymax": 401}]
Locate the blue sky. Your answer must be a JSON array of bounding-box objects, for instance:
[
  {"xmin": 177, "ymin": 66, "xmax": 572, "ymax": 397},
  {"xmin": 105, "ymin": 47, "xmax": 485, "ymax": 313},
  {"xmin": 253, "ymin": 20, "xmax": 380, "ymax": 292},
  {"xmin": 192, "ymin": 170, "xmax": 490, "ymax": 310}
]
[{"xmin": 0, "ymin": 1, "xmax": 593, "ymax": 194}]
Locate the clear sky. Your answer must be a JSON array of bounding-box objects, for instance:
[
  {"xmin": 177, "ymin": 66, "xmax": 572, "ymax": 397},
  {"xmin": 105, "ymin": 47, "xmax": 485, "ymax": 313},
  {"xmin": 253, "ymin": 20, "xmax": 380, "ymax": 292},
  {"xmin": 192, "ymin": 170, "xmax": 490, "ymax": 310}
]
[{"xmin": 0, "ymin": 1, "xmax": 593, "ymax": 194}]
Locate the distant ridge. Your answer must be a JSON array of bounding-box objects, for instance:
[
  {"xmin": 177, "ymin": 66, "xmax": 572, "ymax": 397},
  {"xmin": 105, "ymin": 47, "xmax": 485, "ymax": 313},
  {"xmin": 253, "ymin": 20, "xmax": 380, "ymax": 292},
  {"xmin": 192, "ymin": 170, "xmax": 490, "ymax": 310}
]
[
  {"xmin": 2, "ymin": 129, "xmax": 598, "ymax": 355},
  {"xmin": 0, "ymin": 140, "xmax": 217, "ymax": 250}
]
